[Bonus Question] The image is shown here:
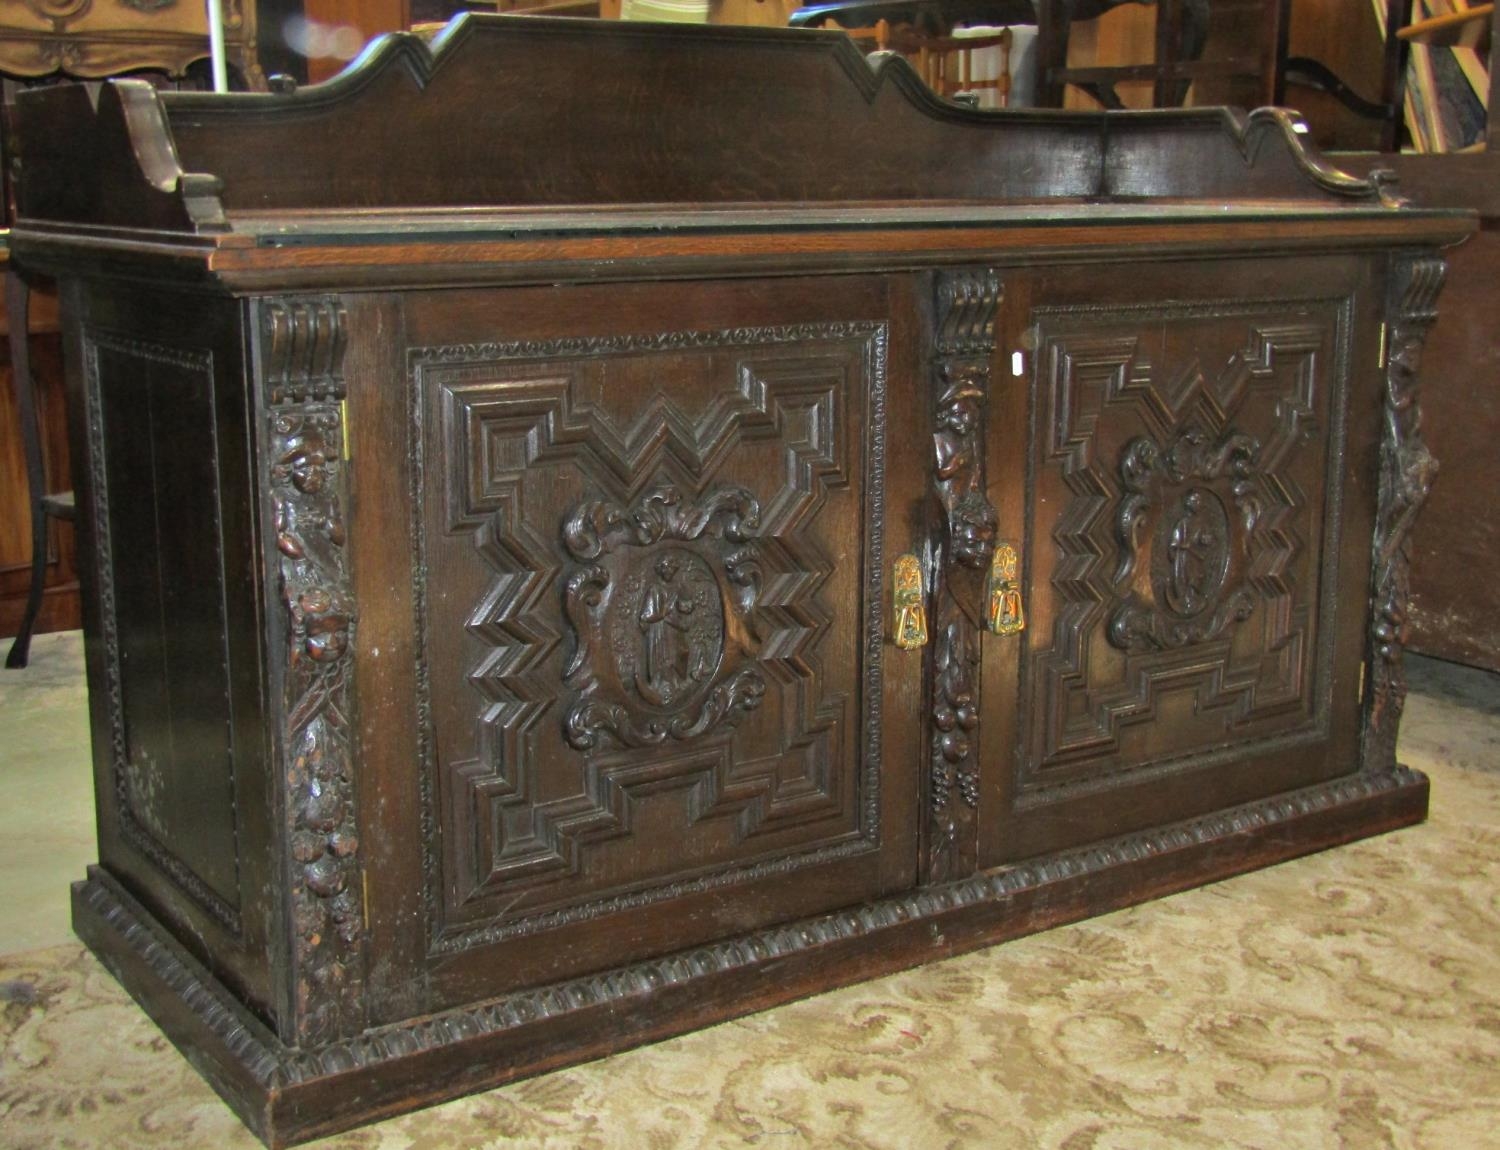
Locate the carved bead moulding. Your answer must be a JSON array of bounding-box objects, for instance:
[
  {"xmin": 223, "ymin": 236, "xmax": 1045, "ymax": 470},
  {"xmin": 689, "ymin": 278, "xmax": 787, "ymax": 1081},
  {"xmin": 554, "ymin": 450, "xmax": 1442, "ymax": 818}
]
[
  {"xmin": 73, "ymin": 759, "xmax": 1427, "ymax": 1097},
  {"xmin": 408, "ymin": 321, "xmax": 891, "ymax": 952},
  {"xmin": 262, "ymin": 297, "xmax": 365, "ymax": 1045},
  {"xmin": 1364, "ymin": 256, "xmax": 1446, "ymax": 772},
  {"xmin": 1020, "ymin": 296, "xmax": 1354, "ymax": 799}
]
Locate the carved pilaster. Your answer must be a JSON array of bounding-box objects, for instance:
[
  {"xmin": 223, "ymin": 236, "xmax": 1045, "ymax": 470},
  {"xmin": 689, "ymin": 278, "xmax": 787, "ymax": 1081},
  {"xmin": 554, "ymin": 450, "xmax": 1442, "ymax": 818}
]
[
  {"xmin": 263, "ymin": 298, "xmax": 365, "ymax": 1046},
  {"xmin": 928, "ymin": 269, "xmax": 1001, "ymax": 883},
  {"xmin": 1364, "ymin": 257, "xmax": 1444, "ymax": 771}
]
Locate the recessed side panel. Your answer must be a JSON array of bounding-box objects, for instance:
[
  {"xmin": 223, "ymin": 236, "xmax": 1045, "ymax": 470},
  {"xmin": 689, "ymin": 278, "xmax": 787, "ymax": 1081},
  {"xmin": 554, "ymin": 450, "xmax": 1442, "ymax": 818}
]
[
  {"xmin": 87, "ymin": 332, "xmax": 242, "ymax": 921},
  {"xmin": 71, "ymin": 284, "xmax": 273, "ymax": 1022}
]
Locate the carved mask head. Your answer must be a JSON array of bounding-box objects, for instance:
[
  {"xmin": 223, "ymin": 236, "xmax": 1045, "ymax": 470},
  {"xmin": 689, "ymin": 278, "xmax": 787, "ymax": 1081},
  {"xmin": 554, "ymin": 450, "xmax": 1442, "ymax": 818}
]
[
  {"xmin": 951, "ymin": 491, "xmax": 998, "ymax": 568},
  {"xmin": 297, "ymin": 588, "xmax": 351, "ymax": 662}
]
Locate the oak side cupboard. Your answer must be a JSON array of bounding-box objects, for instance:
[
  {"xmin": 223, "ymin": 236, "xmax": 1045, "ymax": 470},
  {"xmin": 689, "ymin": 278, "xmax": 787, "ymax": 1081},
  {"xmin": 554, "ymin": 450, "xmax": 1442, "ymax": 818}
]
[{"xmin": 8, "ymin": 16, "xmax": 1473, "ymax": 1146}]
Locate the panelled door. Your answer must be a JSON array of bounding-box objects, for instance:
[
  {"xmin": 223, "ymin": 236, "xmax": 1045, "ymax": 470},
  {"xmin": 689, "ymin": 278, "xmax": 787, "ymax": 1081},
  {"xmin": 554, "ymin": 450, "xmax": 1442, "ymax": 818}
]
[
  {"xmin": 980, "ymin": 255, "xmax": 1383, "ymax": 865},
  {"xmin": 390, "ymin": 275, "xmax": 925, "ymax": 1001}
]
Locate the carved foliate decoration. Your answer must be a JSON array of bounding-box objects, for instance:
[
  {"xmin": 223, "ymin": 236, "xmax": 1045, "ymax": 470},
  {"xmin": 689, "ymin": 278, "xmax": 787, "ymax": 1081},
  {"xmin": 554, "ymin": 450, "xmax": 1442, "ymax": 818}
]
[
  {"xmin": 1108, "ymin": 425, "xmax": 1264, "ymax": 649},
  {"xmin": 927, "ymin": 268, "xmax": 1002, "ymax": 882},
  {"xmin": 264, "ymin": 297, "xmax": 364, "ymax": 1046},
  {"xmin": 1364, "ymin": 257, "xmax": 1445, "ymax": 771},
  {"xmin": 562, "ymin": 485, "xmax": 766, "ymax": 750},
  {"xmin": 931, "ymin": 619, "xmax": 980, "ymax": 812}
]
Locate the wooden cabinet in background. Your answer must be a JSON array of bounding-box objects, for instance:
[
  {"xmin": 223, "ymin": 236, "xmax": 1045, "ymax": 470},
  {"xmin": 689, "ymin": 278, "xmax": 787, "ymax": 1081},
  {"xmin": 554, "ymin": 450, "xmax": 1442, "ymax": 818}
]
[
  {"xmin": 9, "ymin": 18, "xmax": 1472, "ymax": 1147},
  {"xmin": 0, "ymin": 0, "xmax": 262, "ymax": 86}
]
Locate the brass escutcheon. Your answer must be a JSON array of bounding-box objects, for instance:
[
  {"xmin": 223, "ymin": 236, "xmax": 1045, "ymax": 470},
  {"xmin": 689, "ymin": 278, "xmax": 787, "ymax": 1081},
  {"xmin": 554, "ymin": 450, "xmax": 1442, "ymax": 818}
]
[
  {"xmin": 986, "ymin": 542, "xmax": 1025, "ymax": 636},
  {"xmin": 893, "ymin": 553, "xmax": 929, "ymax": 649}
]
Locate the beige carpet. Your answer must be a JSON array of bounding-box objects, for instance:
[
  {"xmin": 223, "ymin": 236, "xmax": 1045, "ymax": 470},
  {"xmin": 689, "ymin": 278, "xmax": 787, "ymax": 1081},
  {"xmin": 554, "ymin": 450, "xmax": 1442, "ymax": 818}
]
[{"xmin": 1, "ymin": 656, "xmax": 1497, "ymax": 1149}]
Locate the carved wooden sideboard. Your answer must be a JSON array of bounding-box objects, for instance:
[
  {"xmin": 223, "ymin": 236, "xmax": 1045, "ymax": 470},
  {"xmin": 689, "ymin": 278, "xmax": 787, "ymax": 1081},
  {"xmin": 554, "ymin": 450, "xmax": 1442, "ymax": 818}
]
[{"xmin": 9, "ymin": 16, "xmax": 1472, "ymax": 1147}]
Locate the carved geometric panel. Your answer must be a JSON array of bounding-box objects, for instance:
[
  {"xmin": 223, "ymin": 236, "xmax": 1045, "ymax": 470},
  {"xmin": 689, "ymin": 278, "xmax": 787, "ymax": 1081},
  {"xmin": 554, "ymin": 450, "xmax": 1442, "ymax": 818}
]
[
  {"xmin": 410, "ymin": 322, "xmax": 888, "ymax": 951},
  {"xmin": 1019, "ymin": 298, "xmax": 1352, "ymax": 799}
]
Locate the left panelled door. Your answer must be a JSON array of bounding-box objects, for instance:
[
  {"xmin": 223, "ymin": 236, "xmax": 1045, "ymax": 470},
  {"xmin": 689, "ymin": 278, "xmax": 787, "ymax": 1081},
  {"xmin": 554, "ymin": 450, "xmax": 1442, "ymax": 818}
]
[{"xmin": 360, "ymin": 274, "xmax": 926, "ymax": 1005}]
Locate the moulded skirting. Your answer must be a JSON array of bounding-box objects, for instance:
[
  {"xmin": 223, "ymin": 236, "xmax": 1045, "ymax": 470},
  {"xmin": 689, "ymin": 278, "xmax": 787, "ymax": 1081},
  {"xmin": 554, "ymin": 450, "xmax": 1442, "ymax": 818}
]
[{"xmin": 72, "ymin": 765, "xmax": 1429, "ymax": 1149}]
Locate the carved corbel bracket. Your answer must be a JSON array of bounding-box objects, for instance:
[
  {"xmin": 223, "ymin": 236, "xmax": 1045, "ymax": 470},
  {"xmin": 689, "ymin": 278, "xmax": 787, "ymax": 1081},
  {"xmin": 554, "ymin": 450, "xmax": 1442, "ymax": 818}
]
[
  {"xmin": 263, "ymin": 296, "xmax": 365, "ymax": 1047},
  {"xmin": 1364, "ymin": 256, "xmax": 1445, "ymax": 771}
]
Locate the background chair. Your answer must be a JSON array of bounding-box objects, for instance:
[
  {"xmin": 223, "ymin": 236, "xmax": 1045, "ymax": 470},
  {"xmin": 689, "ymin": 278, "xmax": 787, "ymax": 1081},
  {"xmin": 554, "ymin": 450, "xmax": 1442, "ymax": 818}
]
[{"xmin": 3, "ymin": 255, "xmax": 75, "ymax": 669}]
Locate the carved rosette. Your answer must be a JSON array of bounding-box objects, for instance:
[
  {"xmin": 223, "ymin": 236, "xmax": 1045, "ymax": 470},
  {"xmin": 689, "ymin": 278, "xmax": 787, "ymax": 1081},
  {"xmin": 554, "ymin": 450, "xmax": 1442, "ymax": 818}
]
[
  {"xmin": 1364, "ymin": 257, "xmax": 1445, "ymax": 771},
  {"xmin": 928, "ymin": 269, "xmax": 1001, "ymax": 882},
  {"xmin": 264, "ymin": 297, "xmax": 365, "ymax": 1046},
  {"xmin": 562, "ymin": 485, "xmax": 766, "ymax": 751},
  {"xmin": 1108, "ymin": 425, "xmax": 1264, "ymax": 650}
]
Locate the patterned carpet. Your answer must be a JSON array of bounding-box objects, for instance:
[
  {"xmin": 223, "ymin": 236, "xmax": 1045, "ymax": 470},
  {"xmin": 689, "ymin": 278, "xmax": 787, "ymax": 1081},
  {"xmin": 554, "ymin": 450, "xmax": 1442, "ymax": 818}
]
[{"xmin": 2, "ymin": 657, "xmax": 1497, "ymax": 1149}]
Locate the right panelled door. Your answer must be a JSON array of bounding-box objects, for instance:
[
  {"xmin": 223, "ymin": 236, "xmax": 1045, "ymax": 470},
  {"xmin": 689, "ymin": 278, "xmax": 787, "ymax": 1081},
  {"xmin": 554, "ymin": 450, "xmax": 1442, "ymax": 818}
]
[{"xmin": 981, "ymin": 254, "xmax": 1383, "ymax": 866}]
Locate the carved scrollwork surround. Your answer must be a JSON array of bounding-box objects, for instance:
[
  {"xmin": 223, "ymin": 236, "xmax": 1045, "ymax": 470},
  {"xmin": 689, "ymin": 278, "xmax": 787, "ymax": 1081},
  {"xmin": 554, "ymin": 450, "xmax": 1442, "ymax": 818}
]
[
  {"xmin": 561, "ymin": 485, "xmax": 767, "ymax": 751},
  {"xmin": 1108, "ymin": 425, "xmax": 1264, "ymax": 649}
]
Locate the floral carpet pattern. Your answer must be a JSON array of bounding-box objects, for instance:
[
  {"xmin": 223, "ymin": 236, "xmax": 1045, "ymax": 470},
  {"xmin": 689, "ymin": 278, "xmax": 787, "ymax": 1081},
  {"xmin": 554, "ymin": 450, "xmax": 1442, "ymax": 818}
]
[{"xmin": 1, "ymin": 658, "xmax": 1497, "ymax": 1150}]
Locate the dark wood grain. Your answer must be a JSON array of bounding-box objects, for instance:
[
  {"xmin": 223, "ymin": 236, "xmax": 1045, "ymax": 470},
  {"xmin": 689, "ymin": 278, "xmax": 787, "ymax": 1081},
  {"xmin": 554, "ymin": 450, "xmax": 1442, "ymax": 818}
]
[
  {"xmin": 11, "ymin": 15, "xmax": 1439, "ymax": 239},
  {"xmin": 8, "ymin": 17, "xmax": 1472, "ymax": 1148}
]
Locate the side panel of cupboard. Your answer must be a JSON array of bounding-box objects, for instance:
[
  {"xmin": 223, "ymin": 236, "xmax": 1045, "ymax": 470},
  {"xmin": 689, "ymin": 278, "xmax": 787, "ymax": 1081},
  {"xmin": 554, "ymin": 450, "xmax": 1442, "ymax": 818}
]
[{"xmin": 980, "ymin": 255, "xmax": 1385, "ymax": 865}]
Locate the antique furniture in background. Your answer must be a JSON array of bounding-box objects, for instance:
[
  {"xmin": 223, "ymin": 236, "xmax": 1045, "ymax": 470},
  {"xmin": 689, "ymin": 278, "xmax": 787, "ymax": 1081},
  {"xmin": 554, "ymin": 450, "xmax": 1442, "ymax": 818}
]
[
  {"xmin": 9, "ymin": 16, "xmax": 1472, "ymax": 1146},
  {"xmin": 0, "ymin": 0, "xmax": 263, "ymax": 87},
  {"xmin": 1, "ymin": 0, "xmax": 271, "ymax": 653},
  {"xmin": 1337, "ymin": 1, "xmax": 1498, "ymax": 670},
  {"xmin": 2, "ymin": 253, "xmax": 76, "ymax": 665},
  {"xmin": 790, "ymin": 3, "xmax": 1021, "ymax": 104}
]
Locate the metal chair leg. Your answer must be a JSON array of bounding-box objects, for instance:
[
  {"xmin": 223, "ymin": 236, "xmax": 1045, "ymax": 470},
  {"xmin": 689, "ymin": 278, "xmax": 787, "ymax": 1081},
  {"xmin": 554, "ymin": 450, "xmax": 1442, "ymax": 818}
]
[{"xmin": 6, "ymin": 267, "xmax": 45, "ymax": 669}]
